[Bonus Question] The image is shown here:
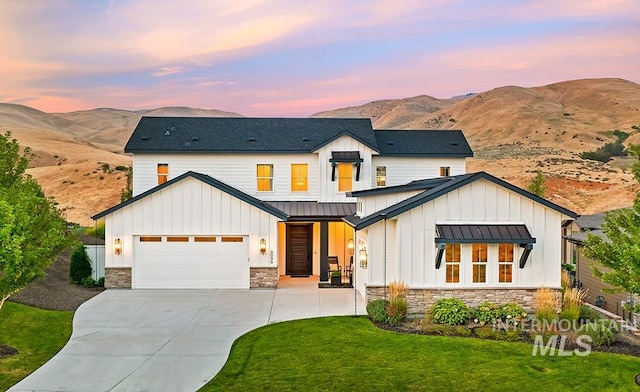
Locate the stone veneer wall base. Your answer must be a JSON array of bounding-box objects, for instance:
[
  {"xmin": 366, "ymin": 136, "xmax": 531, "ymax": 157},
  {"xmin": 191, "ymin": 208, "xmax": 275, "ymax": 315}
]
[
  {"xmin": 250, "ymin": 267, "xmax": 278, "ymax": 288},
  {"xmin": 366, "ymin": 286, "xmax": 561, "ymax": 315},
  {"xmin": 105, "ymin": 267, "xmax": 132, "ymax": 289}
]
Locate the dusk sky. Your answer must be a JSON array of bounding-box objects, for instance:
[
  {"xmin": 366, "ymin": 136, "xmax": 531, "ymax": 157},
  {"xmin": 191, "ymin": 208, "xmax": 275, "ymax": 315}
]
[{"xmin": 1, "ymin": 1, "xmax": 638, "ymax": 116}]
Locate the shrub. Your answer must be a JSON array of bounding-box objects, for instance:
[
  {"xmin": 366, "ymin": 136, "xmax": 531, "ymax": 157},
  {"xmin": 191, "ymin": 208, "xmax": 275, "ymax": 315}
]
[
  {"xmin": 69, "ymin": 245, "xmax": 92, "ymax": 284},
  {"xmin": 423, "ymin": 324, "xmax": 471, "ymax": 337},
  {"xmin": 474, "ymin": 326, "xmax": 523, "ymax": 341},
  {"xmin": 533, "ymin": 287, "xmax": 558, "ymax": 324},
  {"xmin": 81, "ymin": 276, "xmax": 96, "ymax": 288},
  {"xmin": 431, "ymin": 298, "xmax": 470, "ymax": 325},
  {"xmin": 473, "ymin": 301, "xmax": 501, "ymax": 325},
  {"xmin": 499, "ymin": 303, "xmax": 528, "ymax": 325},
  {"xmin": 366, "ymin": 299, "xmax": 389, "ymax": 323},
  {"xmin": 562, "ymin": 288, "xmax": 588, "ymax": 322},
  {"xmin": 579, "ymin": 321, "xmax": 615, "ymax": 347},
  {"xmin": 579, "ymin": 305, "xmax": 600, "ymax": 322},
  {"xmin": 385, "ymin": 298, "xmax": 408, "ymax": 326}
]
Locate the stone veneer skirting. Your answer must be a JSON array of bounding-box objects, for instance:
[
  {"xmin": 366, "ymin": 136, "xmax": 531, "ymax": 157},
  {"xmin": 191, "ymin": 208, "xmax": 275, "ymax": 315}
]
[
  {"xmin": 366, "ymin": 286, "xmax": 561, "ymax": 315},
  {"xmin": 250, "ymin": 267, "xmax": 278, "ymax": 288},
  {"xmin": 105, "ymin": 267, "xmax": 132, "ymax": 289}
]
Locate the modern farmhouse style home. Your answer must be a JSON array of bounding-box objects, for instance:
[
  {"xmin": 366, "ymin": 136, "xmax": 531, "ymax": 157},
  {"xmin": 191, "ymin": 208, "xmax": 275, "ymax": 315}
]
[{"xmin": 92, "ymin": 117, "xmax": 575, "ymax": 312}]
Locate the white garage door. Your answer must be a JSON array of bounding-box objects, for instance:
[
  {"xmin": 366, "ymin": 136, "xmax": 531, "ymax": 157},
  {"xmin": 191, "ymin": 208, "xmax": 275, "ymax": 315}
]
[{"xmin": 133, "ymin": 235, "xmax": 249, "ymax": 289}]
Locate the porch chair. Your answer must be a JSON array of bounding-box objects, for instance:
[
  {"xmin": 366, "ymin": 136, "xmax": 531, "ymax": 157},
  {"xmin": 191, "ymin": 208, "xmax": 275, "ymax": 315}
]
[{"xmin": 328, "ymin": 256, "xmax": 341, "ymax": 278}]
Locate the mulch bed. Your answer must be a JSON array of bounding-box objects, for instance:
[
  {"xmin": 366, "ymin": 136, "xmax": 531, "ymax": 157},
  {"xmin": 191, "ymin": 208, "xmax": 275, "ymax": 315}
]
[
  {"xmin": 8, "ymin": 250, "xmax": 104, "ymax": 312},
  {"xmin": 376, "ymin": 320, "xmax": 640, "ymax": 357},
  {"xmin": 0, "ymin": 344, "xmax": 18, "ymax": 358}
]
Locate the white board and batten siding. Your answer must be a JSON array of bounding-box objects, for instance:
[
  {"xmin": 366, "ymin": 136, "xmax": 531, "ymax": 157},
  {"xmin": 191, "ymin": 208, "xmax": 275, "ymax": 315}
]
[
  {"xmin": 132, "ymin": 153, "xmax": 319, "ymax": 201},
  {"xmin": 371, "ymin": 157, "xmax": 466, "ymax": 187},
  {"xmin": 104, "ymin": 176, "xmax": 280, "ymax": 289},
  {"xmin": 358, "ymin": 190, "xmax": 423, "ymax": 218},
  {"xmin": 362, "ymin": 178, "xmax": 567, "ymax": 292},
  {"xmin": 315, "ymin": 135, "xmax": 377, "ymax": 202}
]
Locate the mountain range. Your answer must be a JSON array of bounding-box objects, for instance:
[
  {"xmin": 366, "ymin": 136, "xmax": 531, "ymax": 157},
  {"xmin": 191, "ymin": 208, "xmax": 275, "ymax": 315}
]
[{"xmin": 1, "ymin": 78, "xmax": 639, "ymax": 226}]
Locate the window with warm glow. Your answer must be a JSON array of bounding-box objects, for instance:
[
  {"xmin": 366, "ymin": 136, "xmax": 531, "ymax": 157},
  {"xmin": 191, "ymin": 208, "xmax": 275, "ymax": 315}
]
[
  {"xmin": 157, "ymin": 163, "xmax": 169, "ymax": 184},
  {"xmin": 499, "ymin": 243, "xmax": 514, "ymax": 283},
  {"xmin": 291, "ymin": 164, "xmax": 308, "ymax": 192},
  {"xmin": 472, "ymin": 243, "xmax": 488, "ymax": 283},
  {"xmin": 440, "ymin": 166, "xmax": 450, "ymax": 176},
  {"xmin": 445, "ymin": 243, "xmax": 460, "ymax": 283},
  {"xmin": 338, "ymin": 163, "xmax": 352, "ymax": 192},
  {"xmin": 376, "ymin": 166, "xmax": 386, "ymax": 187},
  {"xmin": 257, "ymin": 164, "xmax": 273, "ymax": 192}
]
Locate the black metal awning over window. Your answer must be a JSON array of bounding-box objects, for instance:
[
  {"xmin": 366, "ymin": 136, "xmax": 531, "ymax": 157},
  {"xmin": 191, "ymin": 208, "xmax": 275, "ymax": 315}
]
[
  {"xmin": 434, "ymin": 224, "xmax": 535, "ymax": 269},
  {"xmin": 330, "ymin": 151, "xmax": 363, "ymax": 181}
]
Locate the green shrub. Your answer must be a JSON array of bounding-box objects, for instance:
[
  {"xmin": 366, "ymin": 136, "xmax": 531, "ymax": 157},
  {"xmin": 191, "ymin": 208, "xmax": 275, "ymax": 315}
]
[
  {"xmin": 366, "ymin": 299, "xmax": 389, "ymax": 323},
  {"xmin": 69, "ymin": 245, "xmax": 92, "ymax": 284},
  {"xmin": 499, "ymin": 303, "xmax": 528, "ymax": 325},
  {"xmin": 423, "ymin": 324, "xmax": 471, "ymax": 337},
  {"xmin": 96, "ymin": 277, "xmax": 105, "ymax": 287},
  {"xmin": 81, "ymin": 276, "xmax": 96, "ymax": 288},
  {"xmin": 473, "ymin": 301, "xmax": 501, "ymax": 325},
  {"xmin": 579, "ymin": 305, "xmax": 601, "ymax": 322},
  {"xmin": 579, "ymin": 321, "xmax": 616, "ymax": 347},
  {"xmin": 431, "ymin": 298, "xmax": 470, "ymax": 325},
  {"xmin": 385, "ymin": 298, "xmax": 408, "ymax": 326}
]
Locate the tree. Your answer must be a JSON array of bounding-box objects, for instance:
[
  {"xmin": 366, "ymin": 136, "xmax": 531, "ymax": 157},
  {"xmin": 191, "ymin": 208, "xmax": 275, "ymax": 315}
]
[
  {"xmin": 526, "ymin": 169, "xmax": 547, "ymax": 197},
  {"xmin": 0, "ymin": 132, "xmax": 75, "ymax": 310},
  {"xmin": 69, "ymin": 245, "xmax": 92, "ymax": 284},
  {"xmin": 120, "ymin": 165, "xmax": 133, "ymax": 202},
  {"xmin": 583, "ymin": 144, "xmax": 640, "ymax": 300}
]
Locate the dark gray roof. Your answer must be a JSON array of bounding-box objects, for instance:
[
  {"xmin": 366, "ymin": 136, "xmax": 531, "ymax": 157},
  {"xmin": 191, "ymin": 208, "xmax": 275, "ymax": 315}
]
[
  {"xmin": 435, "ymin": 224, "xmax": 535, "ymax": 244},
  {"xmin": 124, "ymin": 117, "xmax": 474, "ymax": 157},
  {"xmin": 575, "ymin": 212, "xmax": 606, "ymax": 230},
  {"xmin": 330, "ymin": 151, "xmax": 362, "ymax": 162},
  {"xmin": 92, "ymin": 171, "xmax": 288, "ymax": 220},
  {"xmin": 346, "ymin": 172, "xmax": 577, "ymax": 230},
  {"xmin": 125, "ymin": 117, "xmax": 379, "ymax": 153},
  {"xmin": 266, "ymin": 202, "xmax": 356, "ymax": 220},
  {"xmin": 374, "ymin": 130, "xmax": 473, "ymax": 157},
  {"xmin": 348, "ymin": 175, "xmax": 464, "ymax": 197}
]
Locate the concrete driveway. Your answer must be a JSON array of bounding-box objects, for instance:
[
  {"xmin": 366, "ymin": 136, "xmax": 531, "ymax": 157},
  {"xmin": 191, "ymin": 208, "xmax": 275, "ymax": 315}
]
[{"xmin": 9, "ymin": 278, "xmax": 366, "ymax": 392}]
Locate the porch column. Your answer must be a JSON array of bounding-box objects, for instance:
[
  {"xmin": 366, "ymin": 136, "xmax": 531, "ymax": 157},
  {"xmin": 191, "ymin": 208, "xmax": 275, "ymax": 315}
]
[{"xmin": 320, "ymin": 221, "xmax": 329, "ymax": 281}]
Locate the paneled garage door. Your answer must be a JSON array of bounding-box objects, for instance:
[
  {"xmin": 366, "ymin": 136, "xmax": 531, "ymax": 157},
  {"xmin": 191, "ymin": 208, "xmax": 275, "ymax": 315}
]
[{"xmin": 133, "ymin": 235, "xmax": 249, "ymax": 289}]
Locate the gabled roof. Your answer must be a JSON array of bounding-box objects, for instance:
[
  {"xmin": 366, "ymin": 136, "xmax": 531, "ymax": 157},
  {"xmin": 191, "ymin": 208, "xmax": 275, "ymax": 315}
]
[
  {"xmin": 347, "ymin": 175, "xmax": 466, "ymax": 197},
  {"xmin": 374, "ymin": 130, "xmax": 473, "ymax": 157},
  {"xmin": 91, "ymin": 171, "xmax": 288, "ymax": 220},
  {"xmin": 345, "ymin": 172, "xmax": 577, "ymax": 230},
  {"xmin": 124, "ymin": 117, "xmax": 379, "ymax": 153}
]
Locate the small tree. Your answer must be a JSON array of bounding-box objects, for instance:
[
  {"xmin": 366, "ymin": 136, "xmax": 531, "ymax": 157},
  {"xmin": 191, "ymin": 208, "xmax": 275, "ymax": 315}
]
[
  {"xmin": 69, "ymin": 245, "xmax": 93, "ymax": 284},
  {"xmin": 0, "ymin": 132, "xmax": 75, "ymax": 310},
  {"xmin": 526, "ymin": 169, "xmax": 547, "ymax": 197},
  {"xmin": 584, "ymin": 145, "xmax": 640, "ymax": 302},
  {"xmin": 120, "ymin": 165, "xmax": 133, "ymax": 202}
]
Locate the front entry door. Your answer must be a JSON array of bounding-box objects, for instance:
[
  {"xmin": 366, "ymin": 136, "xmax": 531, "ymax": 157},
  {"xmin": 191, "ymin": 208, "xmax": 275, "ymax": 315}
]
[{"xmin": 286, "ymin": 224, "xmax": 313, "ymax": 276}]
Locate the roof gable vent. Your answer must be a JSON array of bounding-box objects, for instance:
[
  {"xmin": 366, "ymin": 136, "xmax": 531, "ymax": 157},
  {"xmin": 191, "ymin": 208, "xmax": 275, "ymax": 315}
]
[
  {"xmin": 302, "ymin": 137, "xmax": 310, "ymax": 142},
  {"xmin": 247, "ymin": 137, "xmax": 256, "ymax": 142},
  {"xmin": 192, "ymin": 137, "xmax": 200, "ymax": 141},
  {"xmin": 141, "ymin": 136, "xmax": 150, "ymax": 141}
]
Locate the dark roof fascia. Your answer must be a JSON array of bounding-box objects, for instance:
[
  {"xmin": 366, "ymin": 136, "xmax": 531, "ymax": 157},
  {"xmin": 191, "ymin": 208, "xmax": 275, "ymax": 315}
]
[
  {"xmin": 376, "ymin": 153, "xmax": 473, "ymax": 158},
  {"xmin": 354, "ymin": 172, "xmax": 577, "ymax": 230},
  {"xmin": 287, "ymin": 216, "xmax": 346, "ymax": 222},
  {"xmin": 125, "ymin": 149, "xmax": 322, "ymax": 154},
  {"xmin": 92, "ymin": 171, "xmax": 288, "ymax": 221},
  {"xmin": 348, "ymin": 177, "xmax": 453, "ymax": 197},
  {"xmin": 310, "ymin": 129, "xmax": 380, "ymax": 153}
]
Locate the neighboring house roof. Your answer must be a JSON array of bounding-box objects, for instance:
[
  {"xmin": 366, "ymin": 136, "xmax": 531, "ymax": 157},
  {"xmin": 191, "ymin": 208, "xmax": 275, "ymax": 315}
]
[
  {"xmin": 124, "ymin": 117, "xmax": 474, "ymax": 158},
  {"xmin": 563, "ymin": 208, "xmax": 631, "ymax": 244},
  {"xmin": 91, "ymin": 171, "xmax": 289, "ymax": 220},
  {"xmin": 266, "ymin": 202, "xmax": 356, "ymax": 220},
  {"xmin": 374, "ymin": 130, "xmax": 473, "ymax": 157},
  {"xmin": 345, "ymin": 172, "xmax": 578, "ymax": 230},
  {"xmin": 124, "ymin": 117, "xmax": 380, "ymax": 153}
]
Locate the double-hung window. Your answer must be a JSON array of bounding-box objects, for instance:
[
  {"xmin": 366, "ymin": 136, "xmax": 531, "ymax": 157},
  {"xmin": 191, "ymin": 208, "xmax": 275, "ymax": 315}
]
[
  {"xmin": 257, "ymin": 164, "xmax": 273, "ymax": 192},
  {"xmin": 472, "ymin": 243, "xmax": 488, "ymax": 283},
  {"xmin": 157, "ymin": 163, "xmax": 169, "ymax": 185},
  {"xmin": 499, "ymin": 243, "xmax": 514, "ymax": 283},
  {"xmin": 445, "ymin": 243, "xmax": 460, "ymax": 283},
  {"xmin": 338, "ymin": 163, "xmax": 352, "ymax": 192},
  {"xmin": 291, "ymin": 164, "xmax": 308, "ymax": 192},
  {"xmin": 376, "ymin": 166, "xmax": 386, "ymax": 187}
]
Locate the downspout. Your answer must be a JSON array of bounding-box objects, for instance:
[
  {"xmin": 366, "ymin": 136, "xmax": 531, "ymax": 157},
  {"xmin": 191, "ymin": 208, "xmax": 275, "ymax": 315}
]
[{"xmin": 382, "ymin": 213, "xmax": 387, "ymax": 301}]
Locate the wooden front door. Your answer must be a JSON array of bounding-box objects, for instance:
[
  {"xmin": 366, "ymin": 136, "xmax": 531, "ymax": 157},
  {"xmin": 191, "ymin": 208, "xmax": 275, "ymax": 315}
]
[{"xmin": 286, "ymin": 224, "xmax": 313, "ymax": 276}]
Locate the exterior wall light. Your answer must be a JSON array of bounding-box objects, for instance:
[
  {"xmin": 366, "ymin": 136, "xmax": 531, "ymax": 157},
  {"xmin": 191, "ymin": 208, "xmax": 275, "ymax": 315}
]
[
  {"xmin": 259, "ymin": 238, "xmax": 267, "ymax": 255},
  {"xmin": 347, "ymin": 239, "xmax": 354, "ymax": 255},
  {"xmin": 114, "ymin": 238, "xmax": 122, "ymax": 255},
  {"xmin": 359, "ymin": 247, "xmax": 368, "ymax": 269}
]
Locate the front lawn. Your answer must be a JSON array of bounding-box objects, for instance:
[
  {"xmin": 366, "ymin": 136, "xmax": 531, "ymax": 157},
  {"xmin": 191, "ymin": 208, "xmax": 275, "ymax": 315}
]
[
  {"xmin": 202, "ymin": 316, "xmax": 640, "ymax": 391},
  {"xmin": 0, "ymin": 302, "xmax": 73, "ymax": 390}
]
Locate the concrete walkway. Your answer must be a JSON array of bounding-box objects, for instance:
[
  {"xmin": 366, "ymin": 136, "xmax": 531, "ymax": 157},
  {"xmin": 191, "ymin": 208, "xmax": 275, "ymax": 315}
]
[{"xmin": 9, "ymin": 277, "xmax": 366, "ymax": 392}]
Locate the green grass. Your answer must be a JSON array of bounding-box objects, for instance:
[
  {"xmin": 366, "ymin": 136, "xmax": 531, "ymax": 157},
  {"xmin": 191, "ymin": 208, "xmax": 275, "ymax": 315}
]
[
  {"xmin": 202, "ymin": 316, "xmax": 640, "ymax": 392},
  {"xmin": 0, "ymin": 302, "xmax": 73, "ymax": 390}
]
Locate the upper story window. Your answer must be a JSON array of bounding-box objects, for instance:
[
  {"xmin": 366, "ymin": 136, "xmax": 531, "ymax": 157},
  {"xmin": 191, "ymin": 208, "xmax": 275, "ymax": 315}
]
[
  {"xmin": 472, "ymin": 243, "xmax": 488, "ymax": 283},
  {"xmin": 498, "ymin": 243, "xmax": 514, "ymax": 283},
  {"xmin": 338, "ymin": 163, "xmax": 352, "ymax": 192},
  {"xmin": 157, "ymin": 163, "xmax": 169, "ymax": 185},
  {"xmin": 256, "ymin": 164, "xmax": 273, "ymax": 192},
  {"xmin": 291, "ymin": 164, "xmax": 308, "ymax": 192},
  {"xmin": 376, "ymin": 166, "xmax": 386, "ymax": 187},
  {"xmin": 445, "ymin": 243, "xmax": 460, "ymax": 283},
  {"xmin": 440, "ymin": 166, "xmax": 451, "ymax": 177}
]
